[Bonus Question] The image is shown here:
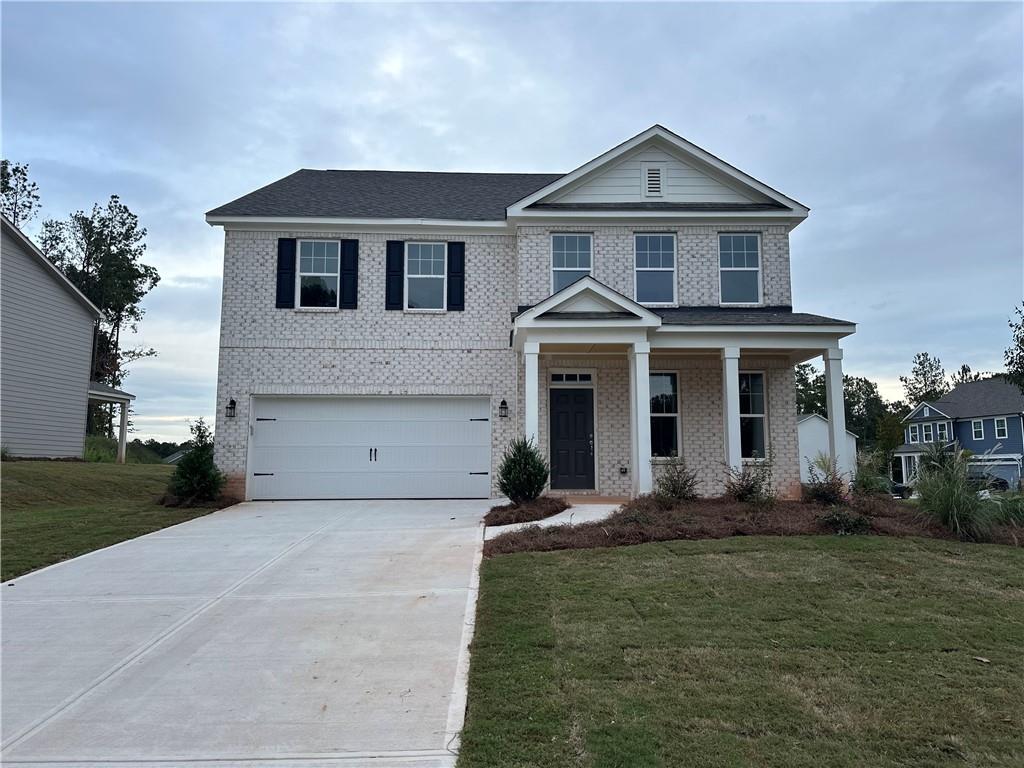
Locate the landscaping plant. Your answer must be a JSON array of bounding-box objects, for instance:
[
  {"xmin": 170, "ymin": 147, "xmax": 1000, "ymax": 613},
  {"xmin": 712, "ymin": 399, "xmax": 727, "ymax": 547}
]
[
  {"xmin": 496, "ymin": 437, "xmax": 549, "ymax": 504},
  {"xmin": 653, "ymin": 456, "xmax": 699, "ymax": 502},
  {"xmin": 851, "ymin": 450, "xmax": 893, "ymax": 496},
  {"xmin": 802, "ymin": 453, "xmax": 847, "ymax": 506},
  {"xmin": 914, "ymin": 443, "xmax": 994, "ymax": 541},
  {"xmin": 817, "ymin": 508, "xmax": 871, "ymax": 535},
  {"xmin": 166, "ymin": 418, "xmax": 225, "ymax": 506},
  {"xmin": 724, "ymin": 456, "xmax": 776, "ymax": 509}
]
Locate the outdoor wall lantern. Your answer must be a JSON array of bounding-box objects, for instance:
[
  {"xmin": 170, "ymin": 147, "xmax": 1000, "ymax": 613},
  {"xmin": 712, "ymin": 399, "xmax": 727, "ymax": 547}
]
[
  {"xmin": 226, "ymin": 399, "xmax": 237, "ymax": 418},
  {"xmin": 498, "ymin": 399, "xmax": 509, "ymax": 418}
]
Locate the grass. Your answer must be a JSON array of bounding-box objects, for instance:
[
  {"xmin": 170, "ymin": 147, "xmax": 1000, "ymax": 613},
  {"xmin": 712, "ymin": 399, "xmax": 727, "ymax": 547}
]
[
  {"xmin": 458, "ymin": 536, "xmax": 1024, "ymax": 767},
  {"xmin": 1, "ymin": 462, "xmax": 218, "ymax": 580},
  {"xmin": 83, "ymin": 434, "xmax": 164, "ymax": 463}
]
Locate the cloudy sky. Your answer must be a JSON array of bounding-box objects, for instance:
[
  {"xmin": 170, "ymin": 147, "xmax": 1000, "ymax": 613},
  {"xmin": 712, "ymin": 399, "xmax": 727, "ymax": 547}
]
[{"xmin": 3, "ymin": 1, "xmax": 1021, "ymax": 441}]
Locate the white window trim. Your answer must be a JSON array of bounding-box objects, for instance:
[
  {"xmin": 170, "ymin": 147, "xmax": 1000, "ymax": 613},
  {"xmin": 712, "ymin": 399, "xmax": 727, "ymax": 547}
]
[
  {"xmin": 650, "ymin": 370, "xmax": 682, "ymax": 460},
  {"xmin": 641, "ymin": 161, "xmax": 665, "ymax": 198},
  {"xmin": 633, "ymin": 233, "xmax": 677, "ymax": 307},
  {"xmin": 972, "ymin": 419, "xmax": 985, "ymax": 440},
  {"xmin": 404, "ymin": 241, "xmax": 447, "ymax": 312},
  {"xmin": 936, "ymin": 421, "xmax": 949, "ymax": 442},
  {"xmin": 908, "ymin": 424, "xmax": 920, "ymax": 443},
  {"xmin": 295, "ymin": 238, "xmax": 341, "ymax": 310},
  {"xmin": 995, "ymin": 417, "xmax": 1008, "ymax": 440},
  {"xmin": 739, "ymin": 369, "xmax": 768, "ymax": 462},
  {"xmin": 718, "ymin": 232, "xmax": 763, "ymax": 307},
  {"xmin": 922, "ymin": 423, "xmax": 934, "ymax": 443},
  {"xmin": 550, "ymin": 233, "xmax": 593, "ymax": 294}
]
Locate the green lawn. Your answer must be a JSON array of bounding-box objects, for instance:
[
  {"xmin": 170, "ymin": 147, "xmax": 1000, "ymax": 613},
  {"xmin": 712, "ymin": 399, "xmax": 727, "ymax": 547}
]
[
  {"xmin": 459, "ymin": 536, "xmax": 1024, "ymax": 767},
  {"xmin": 1, "ymin": 462, "xmax": 216, "ymax": 580}
]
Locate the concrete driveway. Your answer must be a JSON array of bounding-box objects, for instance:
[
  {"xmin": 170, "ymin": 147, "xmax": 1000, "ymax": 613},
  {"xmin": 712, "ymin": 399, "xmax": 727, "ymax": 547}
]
[{"xmin": 1, "ymin": 500, "xmax": 486, "ymax": 767}]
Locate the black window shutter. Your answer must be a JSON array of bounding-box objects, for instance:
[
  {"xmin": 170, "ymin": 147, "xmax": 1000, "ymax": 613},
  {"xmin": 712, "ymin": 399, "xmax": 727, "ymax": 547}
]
[
  {"xmin": 385, "ymin": 241, "xmax": 404, "ymax": 310},
  {"xmin": 447, "ymin": 242, "xmax": 465, "ymax": 311},
  {"xmin": 340, "ymin": 239, "xmax": 358, "ymax": 309},
  {"xmin": 276, "ymin": 238, "xmax": 297, "ymax": 308}
]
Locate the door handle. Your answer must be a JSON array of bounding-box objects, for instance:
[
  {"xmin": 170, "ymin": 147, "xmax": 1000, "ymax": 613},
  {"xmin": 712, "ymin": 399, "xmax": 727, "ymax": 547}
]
[
  {"xmin": 373, "ymin": 448, "xmax": 378, "ymax": 462},
  {"xmin": 588, "ymin": 433, "xmax": 594, "ymax": 457},
  {"xmin": 369, "ymin": 447, "xmax": 373, "ymax": 462}
]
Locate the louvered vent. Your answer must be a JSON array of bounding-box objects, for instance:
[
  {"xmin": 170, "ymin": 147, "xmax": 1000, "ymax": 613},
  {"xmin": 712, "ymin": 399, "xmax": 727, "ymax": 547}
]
[{"xmin": 644, "ymin": 165, "xmax": 663, "ymax": 197}]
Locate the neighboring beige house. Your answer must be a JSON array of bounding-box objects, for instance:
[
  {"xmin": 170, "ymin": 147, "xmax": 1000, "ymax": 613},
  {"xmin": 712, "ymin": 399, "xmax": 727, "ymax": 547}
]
[
  {"xmin": 206, "ymin": 125, "xmax": 855, "ymax": 501},
  {"xmin": 1, "ymin": 215, "xmax": 135, "ymax": 460}
]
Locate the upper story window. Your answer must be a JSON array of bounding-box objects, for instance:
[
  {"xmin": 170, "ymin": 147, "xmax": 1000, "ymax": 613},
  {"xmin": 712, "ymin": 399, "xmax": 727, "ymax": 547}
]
[
  {"xmin": 972, "ymin": 419, "xmax": 984, "ymax": 440},
  {"xmin": 406, "ymin": 242, "xmax": 447, "ymax": 310},
  {"xmin": 923, "ymin": 407, "xmax": 931, "ymax": 417},
  {"xmin": 641, "ymin": 163, "xmax": 664, "ymax": 198},
  {"xmin": 936, "ymin": 422, "xmax": 949, "ymax": 442},
  {"xmin": 995, "ymin": 417, "xmax": 1009, "ymax": 440},
  {"xmin": 634, "ymin": 234, "xmax": 676, "ymax": 305},
  {"xmin": 551, "ymin": 234, "xmax": 592, "ymax": 293},
  {"xmin": 298, "ymin": 240, "xmax": 340, "ymax": 308},
  {"xmin": 739, "ymin": 372, "xmax": 766, "ymax": 459},
  {"xmin": 922, "ymin": 422, "xmax": 934, "ymax": 443},
  {"xmin": 650, "ymin": 372, "xmax": 679, "ymax": 458},
  {"xmin": 719, "ymin": 233, "xmax": 761, "ymax": 305},
  {"xmin": 908, "ymin": 424, "xmax": 920, "ymax": 443}
]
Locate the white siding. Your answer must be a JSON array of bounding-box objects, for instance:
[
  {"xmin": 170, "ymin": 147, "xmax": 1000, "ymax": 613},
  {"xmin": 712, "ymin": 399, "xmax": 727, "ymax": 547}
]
[
  {"xmin": 1, "ymin": 232, "xmax": 96, "ymax": 457},
  {"xmin": 556, "ymin": 147, "xmax": 761, "ymax": 205},
  {"xmin": 797, "ymin": 415, "xmax": 857, "ymax": 482}
]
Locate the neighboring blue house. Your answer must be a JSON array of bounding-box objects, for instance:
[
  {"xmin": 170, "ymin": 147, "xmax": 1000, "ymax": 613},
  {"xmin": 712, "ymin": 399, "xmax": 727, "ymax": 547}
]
[{"xmin": 894, "ymin": 377, "xmax": 1024, "ymax": 488}]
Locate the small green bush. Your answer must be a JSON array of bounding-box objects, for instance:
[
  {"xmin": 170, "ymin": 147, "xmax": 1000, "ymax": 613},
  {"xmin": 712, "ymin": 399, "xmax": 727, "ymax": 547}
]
[
  {"xmin": 991, "ymin": 492, "xmax": 1024, "ymax": 526},
  {"xmin": 802, "ymin": 453, "xmax": 848, "ymax": 506},
  {"xmin": 852, "ymin": 451, "xmax": 892, "ymax": 496},
  {"xmin": 818, "ymin": 508, "xmax": 871, "ymax": 535},
  {"xmin": 167, "ymin": 419, "xmax": 225, "ymax": 505},
  {"xmin": 654, "ymin": 457, "xmax": 699, "ymax": 503},
  {"xmin": 724, "ymin": 457, "xmax": 776, "ymax": 509},
  {"xmin": 497, "ymin": 437, "xmax": 549, "ymax": 505},
  {"xmin": 915, "ymin": 444, "xmax": 994, "ymax": 541}
]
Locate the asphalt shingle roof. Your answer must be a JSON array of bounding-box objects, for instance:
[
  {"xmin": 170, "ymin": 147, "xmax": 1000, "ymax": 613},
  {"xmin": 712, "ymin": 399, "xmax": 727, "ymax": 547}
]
[
  {"xmin": 653, "ymin": 307, "xmax": 853, "ymax": 326},
  {"xmin": 207, "ymin": 170, "xmax": 565, "ymax": 221},
  {"xmin": 913, "ymin": 377, "xmax": 1024, "ymax": 420}
]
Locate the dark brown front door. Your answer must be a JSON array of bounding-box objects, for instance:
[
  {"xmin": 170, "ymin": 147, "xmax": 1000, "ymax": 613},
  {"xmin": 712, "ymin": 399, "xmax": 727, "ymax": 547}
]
[{"xmin": 550, "ymin": 388, "xmax": 595, "ymax": 489}]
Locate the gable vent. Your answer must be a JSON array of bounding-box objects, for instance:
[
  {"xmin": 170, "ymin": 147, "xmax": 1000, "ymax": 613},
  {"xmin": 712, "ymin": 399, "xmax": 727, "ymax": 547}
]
[{"xmin": 643, "ymin": 163, "xmax": 663, "ymax": 197}]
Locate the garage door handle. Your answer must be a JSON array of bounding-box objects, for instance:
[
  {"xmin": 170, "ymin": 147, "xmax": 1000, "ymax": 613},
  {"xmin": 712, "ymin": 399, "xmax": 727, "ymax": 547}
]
[
  {"xmin": 373, "ymin": 448, "xmax": 378, "ymax": 462},
  {"xmin": 469, "ymin": 471, "xmax": 489, "ymax": 475}
]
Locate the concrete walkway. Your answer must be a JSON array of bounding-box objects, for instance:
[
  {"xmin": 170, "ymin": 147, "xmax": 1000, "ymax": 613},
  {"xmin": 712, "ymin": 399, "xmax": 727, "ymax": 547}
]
[
  {"xmin": 483, "ymin": 503, "xmax": 620, "ymax": 540},
  {"xmin": 1, "ymin": 500, "xmax": 487, "ymax": 768}
]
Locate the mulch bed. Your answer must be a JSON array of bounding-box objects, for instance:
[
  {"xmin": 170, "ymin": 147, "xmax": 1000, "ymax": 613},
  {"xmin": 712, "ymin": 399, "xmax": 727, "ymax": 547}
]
[
  {"xmin": 484, "ymin": 493, "xmax": 1022, "ymax": 556},
  {"xmin": 483, "ymin": 495, "xmax": 570, "ymax": 527}
]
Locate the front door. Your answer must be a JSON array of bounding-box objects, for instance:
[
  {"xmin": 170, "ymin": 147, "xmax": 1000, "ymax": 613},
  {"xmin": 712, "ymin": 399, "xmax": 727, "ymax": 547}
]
[{"xmin": 549, "ymin": 388, "xmax": 595, "ymax": 489}]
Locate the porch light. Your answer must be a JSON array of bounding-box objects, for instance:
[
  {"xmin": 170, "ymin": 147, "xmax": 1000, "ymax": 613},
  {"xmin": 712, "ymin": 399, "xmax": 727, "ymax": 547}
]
[
  {"xmin": 498, "ymin": 399, "xmax": 509, "ymax": 418},
  {"xmin": 226, "ymin": 399, "xmax": 237, "ymax": 418}
]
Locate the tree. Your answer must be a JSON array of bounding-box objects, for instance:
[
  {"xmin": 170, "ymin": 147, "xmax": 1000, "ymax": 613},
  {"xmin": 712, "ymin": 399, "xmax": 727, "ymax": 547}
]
[
  {"xmin": 795, "ymin": 362, "xmax": 825, "ymax": 416},
  {"xmin": 40, "ymin": 196, "xmax": 159, "ymax": 435},
  {"xmin": 843, "ymin": 375, "xmax": 889, "ymax": 446},
  {"xmin": 875, "ymin": 411, "xmax": 905, "ymax": 461},
  {"xmin": 1, "ymin": 160, "xmax": 41, "ymax": 227},
  {"xmin": 948, "ymin": 364, "xmax": 987, "ymax": 387},
  {"xmin": 900, "ymin": 352, "xmax": 947, "ymax": 405},
  {"xmin": 1006, "ymin": 304, "xmax": 1024, "ymax": 393}
]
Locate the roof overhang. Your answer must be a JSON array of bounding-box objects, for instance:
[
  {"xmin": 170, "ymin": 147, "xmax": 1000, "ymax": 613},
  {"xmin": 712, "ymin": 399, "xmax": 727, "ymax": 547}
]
[
  {"xmin": 88, "ymin": 384, "xmax": 135, "ymax": 404},
  {"xmin": 205, "ymin": 215, "xmax": 510, "ymax": 233},
  {"xmin": 902, "ymin": 402, "xmax": 952, "ymax": 422}
]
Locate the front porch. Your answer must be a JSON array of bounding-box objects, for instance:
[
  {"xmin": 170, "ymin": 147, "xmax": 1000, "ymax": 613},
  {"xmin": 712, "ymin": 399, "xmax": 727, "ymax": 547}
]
[{"xmin": 513, "ymin": 278, "xmax": 857, "ymax": 498}]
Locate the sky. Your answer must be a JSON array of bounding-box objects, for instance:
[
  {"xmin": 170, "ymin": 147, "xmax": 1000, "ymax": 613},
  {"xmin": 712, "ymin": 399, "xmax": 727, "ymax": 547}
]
[{"xmin": 2, "ymin": 1, "xmax": 1022, "ymax": 442}]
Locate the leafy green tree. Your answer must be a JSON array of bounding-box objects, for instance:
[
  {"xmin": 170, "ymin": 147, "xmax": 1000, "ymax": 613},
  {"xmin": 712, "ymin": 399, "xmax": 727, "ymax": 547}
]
[
  {"xmin": 168, "ymin": 419, "xmax": 224, "ymax": 505},
  {"xmin": 795, "ymin": 362, "xmax": 825, "ymax": 416},
  {"xmin": 794, "ymin": 364, "xmax": 891, "ymax": 447},
  {"xmin": 949, "ymin": 364, "xmax": 988, "ymax": 387},
  {"xmin": 1006, "ymin": 304, "xmax": 1024, "ymax": 393},
  {"xmin": 875, "ymin": 411, "xmax": 906, "ymax": 459},
  {"xmin": 1, "ymin": 160, "xmax": 41, "ymax": 227},
  {"xmin": 900, "ymin": 352, "xmax": 947, "ymax": 405}
]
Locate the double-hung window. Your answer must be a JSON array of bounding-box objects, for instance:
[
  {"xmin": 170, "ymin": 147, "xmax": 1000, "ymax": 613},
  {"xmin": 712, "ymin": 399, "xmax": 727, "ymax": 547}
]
[
  {"xmin": 635, "ymin": 234, "xmax": 676, "ymax": 305},
  {"xmin": 298, "ymin": 240, "xmax": 340, "ymax": 308},
  {"xmin": 972, "ymin": 420, "xmax": 984, "ymax": 440},
  {"xmin": 405, "ymin": 242, "xmax": 447, "ymax": 310},
  {"xmin": 649, "ymin": 372, "xmax": 679, "ymax": 458},
  {"xmin": 995, "ymin": 417, "xmax": 1009, "ymax": 440},
  {"xmin": 551, "ymin": 234, "xmax": 592, "ymax": 292},
  {"xmin": 739, "ymin": 372, "xmax": 766, "ymax": 459},
  {"xmin": 719, "ymin": 233, "xmax": 761, "ymax": 305},
  {"xmin": 908, "ymin": 424, "xmax": 920, "ymax": 443},
  {"xmin": 922, "ymin": 423, "xmax": 934, "ymax": 443},
  {"xmin": 936, "ymin": 422, "xmax": 949, "ymax": 442}
]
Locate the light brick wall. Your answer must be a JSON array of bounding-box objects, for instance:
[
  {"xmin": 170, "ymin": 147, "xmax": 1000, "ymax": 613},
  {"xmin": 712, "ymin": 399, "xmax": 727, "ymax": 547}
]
[{"xmin": 517, "ymin": 224, "xmax": 791, "ymax": 308}]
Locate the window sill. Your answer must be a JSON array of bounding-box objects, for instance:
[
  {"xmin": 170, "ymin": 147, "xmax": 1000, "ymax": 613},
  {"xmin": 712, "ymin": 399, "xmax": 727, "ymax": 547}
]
[
  {"xmin": 294, "ymin": 307, "xmax": 339, "ymax": 312},
  {"xmin": 720, "ymin": 302, "xmax": 764, "ymax": 308},
  {"xmin": 639, "ymin": 302, "xmax": 677, "ymax": 308},
  {"xmin": 403, "ymin": 308, "xmax": 448, "ymax": 314}
]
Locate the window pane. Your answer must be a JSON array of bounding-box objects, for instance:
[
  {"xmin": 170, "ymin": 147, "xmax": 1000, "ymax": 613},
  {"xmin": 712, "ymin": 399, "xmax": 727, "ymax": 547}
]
[
  {"xmin": 637, "ymin": 271, "xmax": 674, "ymax": 303},
  {"xmin": 740, "ymin": 416, "xmax": 765, "ymax": 459},
  {"xmin": 299, "ymin": 275, "xmax": 338, "ymax": 307},
  {"xmin": 407, "ymin": 277, "xmax": 444, "ymax": 309},
  {"xmin": 651, "ymin": 416, "xmax": 678, "ymax": 458},
  {"xmin": 300, "ymin": 256, "xmax": 314, "ymax": 273},
  {"xmin": 650, "ymin": 373, "xmax": 677, "ymax": 414},
  {"xmin": 721, "ymin": 270, "xmax": 759, "ymax": 303},
  {"xmin": 739, "ymin": 374, "xmax": 765, "ymax": 415},
  {"xmin": 553, "ymin": 270, "xmax": 589, "ymax": 292},
  {"xmin": 300, "ymin": 241, "xmax": 313, "ymax": 258}
]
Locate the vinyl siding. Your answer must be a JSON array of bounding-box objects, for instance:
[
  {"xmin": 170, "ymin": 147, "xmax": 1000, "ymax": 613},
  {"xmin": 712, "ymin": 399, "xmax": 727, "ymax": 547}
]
[
  {"xmin": 556, "ymin": 147, "xmax": 761, "ymax": 205},
  {"xmin": 955, "ymin": 415, "xmax": 1024, "ymax": 455},
  {"xmin": 1, "ymin": 233, "xmax": 95, "ymax": 457}
]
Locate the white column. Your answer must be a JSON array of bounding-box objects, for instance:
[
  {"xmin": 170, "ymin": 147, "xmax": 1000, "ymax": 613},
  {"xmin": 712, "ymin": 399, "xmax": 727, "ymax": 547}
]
[
  {"xmin": 824, "ymin": 347, "xmax": 848, "ymax": 476},
  {"xmin": 117, "ymin": 401, "xmax": 128, "ymax": 464},
  {"xmin": 632, "ymin": 341, "xmax": 653, "ymax": 494},
  {"xmin": 627, "ymin": 350, "xmax": 638, "ymax": 495},
  {"xmin": 523, "ymin": 342, "xmax": 540, "ymax": 446},
  {"xmin": 722, "ymin": 347, "xmax": 742, "ymax": 472}
]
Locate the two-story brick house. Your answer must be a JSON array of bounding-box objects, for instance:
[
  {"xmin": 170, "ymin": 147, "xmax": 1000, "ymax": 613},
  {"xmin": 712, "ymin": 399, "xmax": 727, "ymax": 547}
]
[{"xmin": 206, "ymin": 125, "xmax": 856, "ymax": 501}]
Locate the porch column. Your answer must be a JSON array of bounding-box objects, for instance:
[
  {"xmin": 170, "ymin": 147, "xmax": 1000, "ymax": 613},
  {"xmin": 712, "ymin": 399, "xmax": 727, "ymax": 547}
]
[
  {"xmin": 824, "ymin": 347, "xmax": 848, "ymax": 476},
  {"xmin": 524, "ymin": 341, "xmax": 540, "ymax": 446},
  {"xmin": 722, "ymin": 347, "xmax": 742, "ymax": 471},
  {"xmin": 116, "ymin": 401, "xmax": 128, "ymax": 464},
  {"xmin": 631, "ymin": 341, "xmax": 653, "ymax": 494}
]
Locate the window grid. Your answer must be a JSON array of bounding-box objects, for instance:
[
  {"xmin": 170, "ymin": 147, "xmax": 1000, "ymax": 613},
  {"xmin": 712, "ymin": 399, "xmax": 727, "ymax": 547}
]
[
  {"xmin": 405, "ymin": 242, "xmax": 447, "ymax": 311},
  {"xmin": 650, "ymin": 372, "xmax": 679, "ymax": 458},
  {"xmin": 995, "ymin": 418, "xmax": 1008, "ymax": 440},
  {"xmin": 297, "ymin": 239, "xmax": 340, "ymax": 308},
  {"xmin": 739, "ymin": 372, "xmax": 766, "ymax": 460},
  {"xmin": 908, "ymin": 424, "xmax": 920, "ymax": 443},
  {"xmin": 719, "ymin": 233, "xmax": 761, "ymax": 305},
  {"xmin": 551, "ymin": 234, "xmax": 592, "ymax": 293},
  {"xmin": 922, "ymin": 423, "xmax": 934, "ymax": 443},
  {"xmin": 936, "ymin": 422, "xmax": 949, "ymax": 442},
  {"xmin": 972, "ymin": 420, "xmax": 984, "ymax": 440},
  {"xmin": 634, "ymin": 234, "xmax": 676, "ymax": 305}
]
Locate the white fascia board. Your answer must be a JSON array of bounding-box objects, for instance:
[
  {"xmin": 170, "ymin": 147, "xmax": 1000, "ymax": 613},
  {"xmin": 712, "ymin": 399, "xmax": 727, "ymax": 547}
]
[
  {"xmin": 505, "ymin": 125, "xmax": 809, "ymax": 217},
  {"xmin": 508, "ymin": 210, "xmax": 806, "ymax": 224},
  {"xmin": 650, "ymin": 329, "xmax": 855, "ymax": 351},
  {"xmin": 205, "ymin": 215, "xmax": 511, "ymax": 233},
  {"xmin": 514, "ymin": 276, "xmax": 663, "ymax": 326},
  {"xmin": 967, "ymin": 454, "xmax": 1022, "ymax": 463},
  {"xmin": 902, "ymin": 402, "xmax": 952, "ymax": 423},
  {"xmin": 654, "ymin": 323, "xmax": 856, "ymax": 337},
  {"xmin": 88, "ymin": 389, "xmax": 136, "ymax": 402},
  {"xmin": 513, "ymin": 325, "xmax": 650, "ymax": 350}
]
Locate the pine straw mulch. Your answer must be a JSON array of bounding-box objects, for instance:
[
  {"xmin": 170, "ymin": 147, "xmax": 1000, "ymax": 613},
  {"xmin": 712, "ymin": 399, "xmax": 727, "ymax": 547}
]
[
  {"xmin": 483, "ymin": 495, "xmax": 570, "ymax": 527},
  {"xmin": 484, "ymin": 493, "xmax": 1023, "ymax": 556}
]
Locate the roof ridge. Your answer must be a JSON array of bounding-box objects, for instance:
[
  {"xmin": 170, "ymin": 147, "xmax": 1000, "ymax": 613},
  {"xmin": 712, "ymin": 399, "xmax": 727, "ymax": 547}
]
[{"xmin": 302, "ymin": 168, "xmax": 565, "ymax": 176}]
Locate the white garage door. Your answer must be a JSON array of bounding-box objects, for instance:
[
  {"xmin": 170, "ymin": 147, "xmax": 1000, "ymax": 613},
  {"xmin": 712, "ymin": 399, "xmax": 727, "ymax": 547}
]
[{"xmin": 249, "ymin": 396, "xmax": 492, "ymax": 500}]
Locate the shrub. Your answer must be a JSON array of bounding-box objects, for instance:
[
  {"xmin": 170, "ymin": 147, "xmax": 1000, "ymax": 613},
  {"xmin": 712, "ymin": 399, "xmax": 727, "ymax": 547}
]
[
  {"xmin": 818, "ymin": 508, "xmax": 871, "ymax": 535},
  {"xmin": 802, "ymin": 453, "xmax": 848, "ymax": 506},
  {"xmin": 915, "ymin": 444, "xmax": 995, "ymax": 541},
  {"xmin": 654, "ymin": 457, "xmax": 699, "ymax": 503},
  {"xmin": 84, "ymin": 435, "xmax": 163, "ymax": 464},
  {"xmin": 724, "ymin": 457, "xmax": 776, "ymax": 509},
  {"xmin": 167, "ymin": 418, "xmax": 225, "ymax": 506},
  {"xmin": 991, "ymin": 492, "xmax": 1024, "ymax": 526},
  {"xmin": 852, "ymin": 451, "xmax": 892, "ymax": 496},
  {"xmin": 497, "ymin": 437, "xmax": 549, "ymax": 504}
]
